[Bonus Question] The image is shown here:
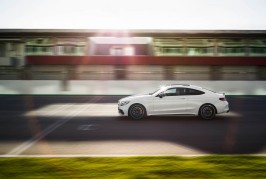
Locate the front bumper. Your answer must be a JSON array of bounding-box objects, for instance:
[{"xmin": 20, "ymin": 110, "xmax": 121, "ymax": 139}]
[
  {"xmin": 118, "ymin": 108, "xmax": 124, "ymax": 115},
  {"xmin": 118, "ymin": 103, "xmax": 129, "ymax": 116}
]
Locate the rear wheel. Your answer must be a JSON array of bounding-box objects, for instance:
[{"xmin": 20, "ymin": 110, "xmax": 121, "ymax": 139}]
[
  {"xmin": 199, "ymin": 104, "xmax": 216, "ymax": 120},
  {"xmin": 128, "ymin": 104, "xmax": 146, "ymax": 120}
]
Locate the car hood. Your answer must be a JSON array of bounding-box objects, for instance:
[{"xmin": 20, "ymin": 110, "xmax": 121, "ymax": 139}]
[{"xmin": 119, "ymin": 94, "xmax": 151, "ymax": 102}]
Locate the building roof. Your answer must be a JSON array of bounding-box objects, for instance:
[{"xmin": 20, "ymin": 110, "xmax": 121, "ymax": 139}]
[{"xmin": 1, "ymin": 29, "xmax": 266, "ymax": 38}]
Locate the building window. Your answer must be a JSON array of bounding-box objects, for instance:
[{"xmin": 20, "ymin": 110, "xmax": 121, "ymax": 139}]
[
  {"xmin": 58, "ymin": 45, "xmax": 83, "ymax": 55},
  {"xmin": 249, "ymin": 47, "xmax": 266, "ymax": 56},
  {"xmin": 160, "ymin": 47, "xmax": 184, "ymax": 56},
  {"xmin": 7, "ymin": 43, "xmax": 16, "ymax": 51},
  {"xmin": 218, "ymin": 47, "xmax": 246, "ymax": 55},
  {"xmin": 32, "ymin": 47, "xmax": 37, "ymax": 53},
  {"xmin": 42, "ymin": 47, "xmax": 46, "ymax": 52},
  {"xmin": 26, "ymin": 46, "xmax": 32, "ymax": 53},
  {"xmin": 25, "ymin": 38, "xmax": 54, "ymax": 55},
  {"xmin": 25, "ymin": 45, "xmax": 53, "ymax": 55},
  {"xmin": 217, "ymin": 39, "xmax": 246, "ymax": 56},
  {"xmin": 36, "ymin": 39, "xmax": 43, "ymax": 44},
  {"xmin": 186, "ymin": 39, "xmax": 215, "ymax": 56},
  {"xmin": 153, "ymin": 38, "xmax": 184, "ymax": 56},
  {"xmin": 187, "ymin": 47, "xmax": 214, "ymax": 56},
  {"xmin": 0, "ymin": 43, "xmax": 5, "ymax": 57},
  {"xmin": 249, "ymin": 39, "xmax": 266, "ymax": 56},
  {"xmin": 78, "ymin": 46, "xmax": 84, "ymax": 53},
  {"xmin": 124, "ymin": 46, "xmax": 135, "ymax": 56},
  {"xmin": 63, "ymin": 46, "xmax": 76, "ymax": 54}
]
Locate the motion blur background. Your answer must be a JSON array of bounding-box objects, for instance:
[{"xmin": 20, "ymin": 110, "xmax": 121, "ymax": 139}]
[
  {"xmin": 1, "ymin": 29, "xmax": 266, "ymax": 95},
  {"xmin": 0, "ymin": 0, "xmax": 266, "ymax": 158},
  {"xmin": 1, "ymin": 0, "xmax": 266, "ymax": 95}
]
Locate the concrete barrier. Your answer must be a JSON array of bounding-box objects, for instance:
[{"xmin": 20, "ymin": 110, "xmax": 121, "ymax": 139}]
[{"xmin": 0, "ymin": 80, "xmax": 266, "ymax": 95}]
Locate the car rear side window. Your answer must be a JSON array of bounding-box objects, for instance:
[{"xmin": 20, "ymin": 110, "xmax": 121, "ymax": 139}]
[{"xmin": 185, "ymin": 88, "xmax": 205, "ymax": 95}]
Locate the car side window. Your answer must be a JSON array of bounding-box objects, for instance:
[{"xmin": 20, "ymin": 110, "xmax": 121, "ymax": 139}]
[
  {"xmin": 185, "ymin": 88, "xmax": 205, "ymax": 95},
  {"xmin": 164, "ymin": 88, "xmax": 186, "ymax": 96},
  {"xmin": 176, "ymin": 88, "xmax": 186, "ymax": 95},
  {"xmin": 164, "ymin": 88, "xmax": 177, "ymax": 96}
]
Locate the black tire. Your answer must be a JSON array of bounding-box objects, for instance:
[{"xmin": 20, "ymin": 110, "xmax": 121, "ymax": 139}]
[
  {"xmin": 199, "ymin": 104, "xmax": 216, "ymax": 120},
  {"xmin": 128, "ymin": 104, "xmax": 146, "ymax": 120}
]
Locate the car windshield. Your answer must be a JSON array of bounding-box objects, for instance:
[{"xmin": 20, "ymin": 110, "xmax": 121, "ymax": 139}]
[
  {"xmin": 149, "ymin": 86, "xmax": 168, "ymax": 95},
  {"xmin": 149, "ymin": 88, "xmax": 161, "ymax": 95}
]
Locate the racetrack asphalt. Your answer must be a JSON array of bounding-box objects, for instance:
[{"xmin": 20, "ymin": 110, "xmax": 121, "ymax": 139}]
[{"xmin": 0, "ymin": 95, "xmax": 265, "ymax": 156}]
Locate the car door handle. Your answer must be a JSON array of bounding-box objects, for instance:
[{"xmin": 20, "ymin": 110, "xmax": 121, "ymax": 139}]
[{"xmin": 181, "ymin": 98, "xmax": 186, "ymax": 99}]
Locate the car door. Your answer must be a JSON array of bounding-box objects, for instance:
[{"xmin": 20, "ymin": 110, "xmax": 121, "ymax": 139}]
[
  {"xmin": 184, "ymin": 88, "xmax": 205, "ymax": 114},
  {"xmin": 152, "ymin": 87, "xmax": 188, "ymax": 115}
]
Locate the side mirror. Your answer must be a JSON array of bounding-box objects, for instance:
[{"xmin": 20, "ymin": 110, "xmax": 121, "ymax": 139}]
[{"xmin": 157, "ymin": 93, "xmax": 165, "ymax": 98}]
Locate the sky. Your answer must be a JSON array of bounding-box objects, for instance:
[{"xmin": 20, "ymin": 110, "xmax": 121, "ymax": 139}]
[{"xmin": 0, "ymin": 0, "xmax": 266, "ymax": 29}]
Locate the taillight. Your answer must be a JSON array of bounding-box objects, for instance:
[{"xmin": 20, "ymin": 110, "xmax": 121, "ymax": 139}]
[{"xmin": 219, "ymin": 97, "xmax": 226, "ymax": 101}]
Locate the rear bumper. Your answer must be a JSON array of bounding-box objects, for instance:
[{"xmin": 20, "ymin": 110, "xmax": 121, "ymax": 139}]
[{"xmin": 216, "ymin": 101, "xmax": 229, "ymax": 114}]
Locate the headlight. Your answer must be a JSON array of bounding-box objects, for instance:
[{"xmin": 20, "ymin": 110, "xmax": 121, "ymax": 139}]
[{"xmin": 120, "ymin": 101, "xmax": 130, "ymax": 106}]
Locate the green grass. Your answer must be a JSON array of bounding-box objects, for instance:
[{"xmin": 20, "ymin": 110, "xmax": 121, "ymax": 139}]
[{"xmin": 0, "ymin": 156, "xmax": 265, "ymax": 179}]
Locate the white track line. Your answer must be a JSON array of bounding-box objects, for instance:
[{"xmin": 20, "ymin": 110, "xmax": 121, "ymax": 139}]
[
  {"xmin": 45, "ymin": 103, "xmax": 72, "ymax": 116},
  {"xmin": 6, "ymin": 96, "xmax": 102, "ymax": 156}
]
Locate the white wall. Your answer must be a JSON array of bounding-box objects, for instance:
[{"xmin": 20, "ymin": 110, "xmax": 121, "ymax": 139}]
[{"xmin": 0, "ymin": 80, "xmax": 266, "ymax": 95}]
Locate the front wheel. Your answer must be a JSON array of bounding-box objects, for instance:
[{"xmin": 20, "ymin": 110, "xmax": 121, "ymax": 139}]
[
  {"xmin": 128, "ymin": 104, "xmax": 146, "ymax": 120},
  {"xmin": 199, "ymin": 104, "xmax": 216, "ymax": 120}
]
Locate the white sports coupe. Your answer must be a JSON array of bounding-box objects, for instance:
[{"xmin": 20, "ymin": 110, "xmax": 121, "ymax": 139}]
[{"xmin": 118, "ymin": 84, "xmax": 229, "ymax": 120}]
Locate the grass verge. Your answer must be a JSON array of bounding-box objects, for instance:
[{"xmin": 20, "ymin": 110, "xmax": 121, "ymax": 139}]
[{"xmin": 0, "ymin": 156, "xmax": 265, "ymax": 178}]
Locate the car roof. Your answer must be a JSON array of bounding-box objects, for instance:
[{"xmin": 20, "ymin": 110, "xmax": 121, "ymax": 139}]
[{"xmin": 167, "ymin": 84, "xmax": 201, "ymax": 88}]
